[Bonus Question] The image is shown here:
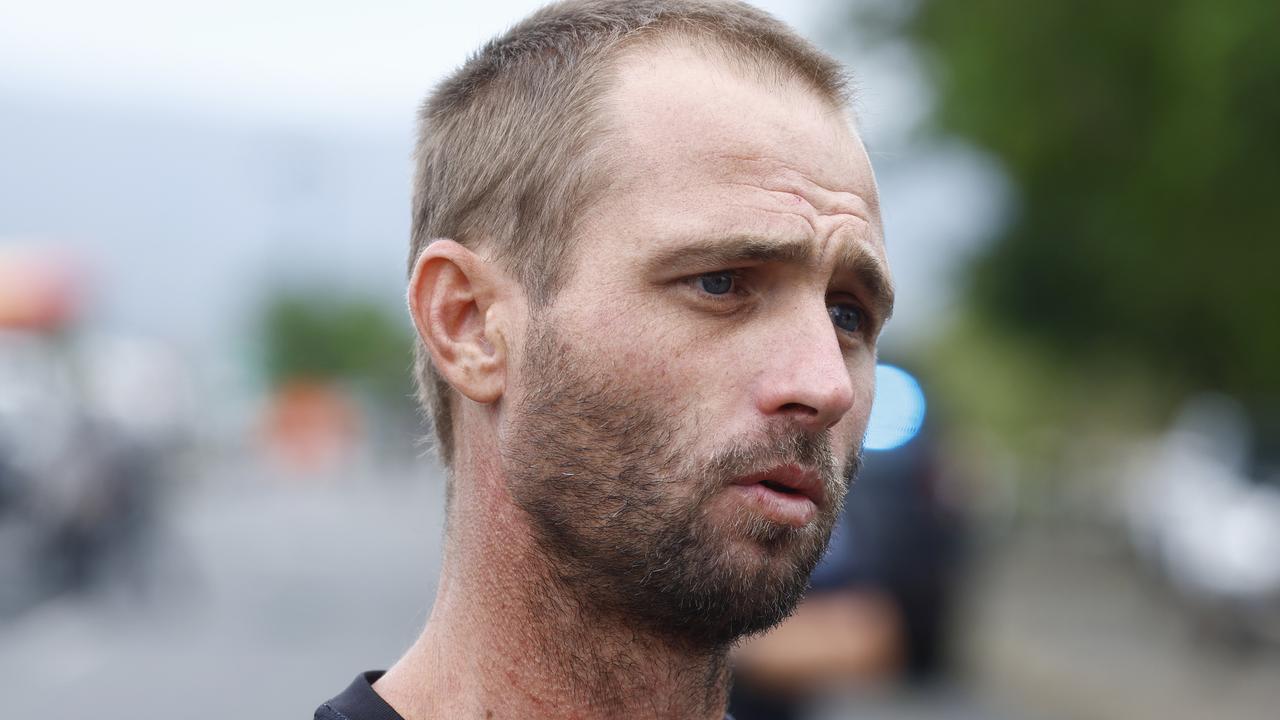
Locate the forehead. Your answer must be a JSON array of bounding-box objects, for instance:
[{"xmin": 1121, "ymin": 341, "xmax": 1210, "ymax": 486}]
[{"xmin": 595, "ymin": 41, "xmax": 881, "ymax": 234}]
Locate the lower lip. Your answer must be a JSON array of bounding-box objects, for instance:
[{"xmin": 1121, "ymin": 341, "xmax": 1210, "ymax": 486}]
[{"xmin": 731, "ymin": 483, "xmax": 817, "ymax": 527}]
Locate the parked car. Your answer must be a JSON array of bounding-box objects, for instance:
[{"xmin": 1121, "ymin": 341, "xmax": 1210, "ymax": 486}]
[{"xmin": 1124, "ymin": 395, "xmax": 1280, "ymax": 645}]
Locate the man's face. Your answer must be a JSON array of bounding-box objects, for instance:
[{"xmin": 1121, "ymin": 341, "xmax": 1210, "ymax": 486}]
[{"xmin": 501, "ymin": 46, "xmax": 892, "ymax": 647}]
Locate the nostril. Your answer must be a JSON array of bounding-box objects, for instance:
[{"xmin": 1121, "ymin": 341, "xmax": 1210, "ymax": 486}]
[{"xmin": 779, "ymin": 402, "xmax": 817, "ymax": 416}]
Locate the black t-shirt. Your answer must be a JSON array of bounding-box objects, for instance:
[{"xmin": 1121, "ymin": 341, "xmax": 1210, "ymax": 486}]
[
  {"xmin": 314, "ymin": 672, "xmax": 402, "ymax": 720},
  {"xmin": 314, "ymin": 670, "xmax": 735, "ymax": 719}
]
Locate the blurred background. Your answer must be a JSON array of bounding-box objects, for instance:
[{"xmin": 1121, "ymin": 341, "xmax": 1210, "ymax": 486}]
[{"xmin": 1, "ymin": 1, "xmax": 1277, "ymax": 718}]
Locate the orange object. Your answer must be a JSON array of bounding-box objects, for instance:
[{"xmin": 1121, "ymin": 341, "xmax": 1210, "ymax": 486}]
[
  {"xmin": 261, "ymin": 380, "xmax": 362, "ymax": 475},
  {"xmin": 0, "ymin": 246, "xmax": 80, "ymax": 330}
]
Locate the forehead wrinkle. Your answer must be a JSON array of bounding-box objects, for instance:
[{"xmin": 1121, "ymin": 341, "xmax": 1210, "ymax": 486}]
[
  {"xmin": 774, "ymin": 174, "xmax": 877, "ymax": 224},
  {"xmin": 718, "ymin": 183, "xmax": 868, "ymax": 244},
  {"xmin": 712, "ymin": 149, "xmax": 878, "ymax": 222},
  {"xmin": 757, "ymin": 207, "xmax": 818, "ymax": 240}
]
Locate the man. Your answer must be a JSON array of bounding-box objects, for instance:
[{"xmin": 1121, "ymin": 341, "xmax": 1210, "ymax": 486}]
[{"xmin": 315, "ymin": 1, "xmax": 893, "ymax": 718}]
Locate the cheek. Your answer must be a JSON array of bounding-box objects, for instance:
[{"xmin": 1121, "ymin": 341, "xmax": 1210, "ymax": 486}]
[
  {"xmin": 834, "ymin": 412, "xmax": 869, "ymax": 456},
  {"xmin": 611, "ymin": 339, "xmax": 715, "ymax": 416},
  {"xmin": 610, "ymin": 338, "xmax": 737, "ymax": 451},
  {"xmin": 842, "ymin": 363, "xmax": 877, "ymax": 443},
  {"xmin": 571, "ymin": 302, "xmax": 709, "ymax": 397}
]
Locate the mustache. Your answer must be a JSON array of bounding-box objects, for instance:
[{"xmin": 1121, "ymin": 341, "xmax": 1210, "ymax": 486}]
[{"xmin": 700, "ymin": 426, "xmax": 859, "ymax": 500}]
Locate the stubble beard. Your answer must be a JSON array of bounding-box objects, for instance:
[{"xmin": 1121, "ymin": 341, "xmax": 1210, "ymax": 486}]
[{"xmin": 503, "ymin": 321, "xmax": 862, "ymax": 651}]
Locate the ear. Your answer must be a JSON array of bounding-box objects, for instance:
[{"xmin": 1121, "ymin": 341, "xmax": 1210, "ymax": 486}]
[{"xmin": 408, "ymin": 239, "xmax": 509, "ymax": 405}]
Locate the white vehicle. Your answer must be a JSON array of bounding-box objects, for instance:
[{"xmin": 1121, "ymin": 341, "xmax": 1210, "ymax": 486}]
[{"xmin": 1124, "ymin": 395, "xmax": 1280, "ymax": 645}]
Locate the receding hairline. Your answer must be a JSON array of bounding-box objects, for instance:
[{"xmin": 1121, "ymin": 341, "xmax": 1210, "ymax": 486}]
[
  {"xmin": 611, "ymin": 24, "xmax": 851, "ymax": 105},
  {"xmin": 410, "ymin": 5, "xmax": 855, "ymax": 273}
]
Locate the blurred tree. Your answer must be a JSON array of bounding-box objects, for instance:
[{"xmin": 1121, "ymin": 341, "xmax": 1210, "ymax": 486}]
[
  {"xmin": 868, "ymin": 0, "xmax": 1280, "ymax": 413},
  {"xmin": 259, "ymin": 289, "xmax": 415, "ymax": 411}
]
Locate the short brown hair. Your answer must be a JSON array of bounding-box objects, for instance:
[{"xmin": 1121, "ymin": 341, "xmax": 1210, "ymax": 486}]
[{"xmin": 410, "ymin": 0, "xmax": 850, "ymax": 465}]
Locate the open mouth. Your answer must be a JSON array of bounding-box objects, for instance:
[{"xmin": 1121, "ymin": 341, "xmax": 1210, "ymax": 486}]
[
  {"xmin": 760, "ymin": 479, "xmax": 804, "ymax": 496},
  {"xmin": 733, "ymin": 464, "xmax": 824, "ymax": 504},
  {"xmin": 729, "ymin": 465, "xmax": 823, "ymax": 528}
]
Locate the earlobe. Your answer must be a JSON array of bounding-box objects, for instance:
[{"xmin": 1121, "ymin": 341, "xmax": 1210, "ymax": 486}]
[{"xmin": 408, "ymin": 240, "xmax": 507, "ymax": 405}]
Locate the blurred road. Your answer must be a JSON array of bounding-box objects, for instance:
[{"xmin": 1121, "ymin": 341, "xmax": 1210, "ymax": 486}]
[
  {"xmin": 0, "ymin": 459, "xmax": 446, "ymax": 718},
  {"xmin": 965, "ymin": 523, "xmax": 1280, "ymax": 720}
]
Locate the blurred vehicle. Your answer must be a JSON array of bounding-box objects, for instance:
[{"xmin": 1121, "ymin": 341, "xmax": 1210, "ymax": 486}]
[
  {"xmin": 1124, "ymin": 395, "xmax": 1280, "ymax": 646},
  {"xmin": 0, "ymin": 246, "xmax": 192, "ymax": 614}
]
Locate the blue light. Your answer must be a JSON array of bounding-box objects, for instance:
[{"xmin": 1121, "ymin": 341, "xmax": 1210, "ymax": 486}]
[{"xmin": 864, "ymin": 364, "xmax": 927, "ymax": 451}]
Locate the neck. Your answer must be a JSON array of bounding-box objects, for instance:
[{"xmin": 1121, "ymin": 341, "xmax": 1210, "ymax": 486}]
[{"xmin": 376, "ymin": 458, "xmax": 732, "ymax": 720}]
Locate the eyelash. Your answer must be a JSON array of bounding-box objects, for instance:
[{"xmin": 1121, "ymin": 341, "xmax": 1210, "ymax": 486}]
[{"xmin": 686, "ymin": 270, "xmax": 873, "ymax": 337}]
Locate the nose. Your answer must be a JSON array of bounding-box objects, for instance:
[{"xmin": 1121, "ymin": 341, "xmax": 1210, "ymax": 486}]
[{"xmin": 753, "ymin": 303, "xmax": 857, "ymax": 433}]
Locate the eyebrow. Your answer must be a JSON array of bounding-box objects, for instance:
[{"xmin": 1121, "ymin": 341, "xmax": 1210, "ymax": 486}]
[
  {"xmin": 839, "ymin": 241, "xmax": 895, "ymax": 324},
  {"xmin": 646, "ymin": 235, "xmax": 896, "ymax": 323},
  {"xmin": 645, "ymin": 235, "xmax": 811, "ymax": 270}
]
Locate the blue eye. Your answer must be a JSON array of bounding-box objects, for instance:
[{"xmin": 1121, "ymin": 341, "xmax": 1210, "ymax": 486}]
[
  {"xmin": 697, "ymin": 272, "xmax": 735, "ymax": 295},
  {"xmin": 829, "ymin": 303, "xmax": 863, "ymax": 333}
]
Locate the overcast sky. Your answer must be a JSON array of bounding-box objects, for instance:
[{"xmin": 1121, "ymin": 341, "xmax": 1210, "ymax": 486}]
[{"xmin": 0, "ymin": 0, "xmax": 825, "ymax": 129}]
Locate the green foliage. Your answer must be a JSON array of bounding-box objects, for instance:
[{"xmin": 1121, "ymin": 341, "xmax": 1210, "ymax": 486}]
[
  {"xmin": 259, "ymin": 289, "xmax": 415, "ymax": 408},
  {"xmin": 879, "ymin": 0, "xmax": 1280, "ymax": 411}
]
